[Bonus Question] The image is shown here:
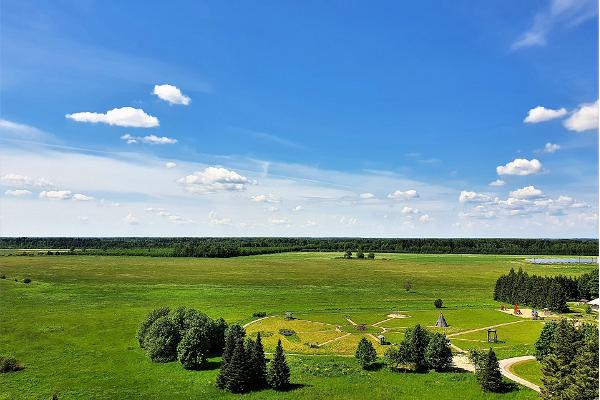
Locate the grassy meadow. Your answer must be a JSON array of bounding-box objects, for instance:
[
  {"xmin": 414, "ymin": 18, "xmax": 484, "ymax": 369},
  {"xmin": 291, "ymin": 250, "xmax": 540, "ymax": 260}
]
[{"xmin": 0, "ymin": 252, "xmax": 596, "ymax": 399}]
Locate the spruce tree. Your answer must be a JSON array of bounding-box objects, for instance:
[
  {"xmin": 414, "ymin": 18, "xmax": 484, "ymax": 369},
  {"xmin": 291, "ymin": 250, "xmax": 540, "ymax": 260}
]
[
  {"xmin": 476, "ymin": 348, "xmax": 503, "ymax": 392},
  {"xmin": 268, "ymin": 339, "xmax": 290, "ymax": 391},
  {"xmin": 217, "ymin": 324, "xmax": 246, "ymax": 390},
  {"xmin": 218, "ymin": 337, "xmax": 251, "ymax": 393},
  {"xmin": 355, "ymin": 337, "xmax": 377, "ymax": 369},
  {"xmin": 250, "ymin": 333, "xmax": 268, "ymax": 388}
]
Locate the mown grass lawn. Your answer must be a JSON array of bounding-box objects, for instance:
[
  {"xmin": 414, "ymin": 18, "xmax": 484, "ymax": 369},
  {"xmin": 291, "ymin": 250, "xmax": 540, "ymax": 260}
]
[
  {"xmin": 0, "ymin": 252, "xmax": 594, "ymax": 399},
  {"xmin": 509, "ymin": 359, "xmax": 544, "ymax": 388}
]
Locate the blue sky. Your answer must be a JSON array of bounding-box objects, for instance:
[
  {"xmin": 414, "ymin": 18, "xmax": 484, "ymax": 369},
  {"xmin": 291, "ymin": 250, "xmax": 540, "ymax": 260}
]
[{"xmin": 0, "ymin": 0, "xmax": 598, "ymax": 237}]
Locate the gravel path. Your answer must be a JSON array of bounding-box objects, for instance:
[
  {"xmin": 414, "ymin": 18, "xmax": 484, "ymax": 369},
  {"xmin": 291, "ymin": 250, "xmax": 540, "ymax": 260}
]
[{"xmin": 499, "ymin": 355, "xmax": 541, "ymax": 392}]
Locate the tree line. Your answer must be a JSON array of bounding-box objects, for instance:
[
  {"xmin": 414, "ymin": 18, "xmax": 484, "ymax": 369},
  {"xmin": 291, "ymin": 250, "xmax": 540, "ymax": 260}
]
[
  {"xmin": 493, "ymin": 268, "xmax": 599, "ymax": 312},
  {"xmin": 2, "ymin": 237, "xmax": 597, "ymax": 257}
]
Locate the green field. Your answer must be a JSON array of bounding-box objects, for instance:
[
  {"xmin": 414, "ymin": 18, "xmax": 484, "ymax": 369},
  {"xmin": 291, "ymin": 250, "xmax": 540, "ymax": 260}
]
[
  {"xmin": 509, "ymin": 360, "xmax": 543, "ymax": 388},
  {"xmin": 0, "ymin": 252, "xmax": 595, "ymax": 399}
]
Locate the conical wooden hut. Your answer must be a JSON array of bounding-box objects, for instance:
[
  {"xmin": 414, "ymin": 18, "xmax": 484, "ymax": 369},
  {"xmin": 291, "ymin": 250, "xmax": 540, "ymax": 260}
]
[{"xmin": 435, "ymin": 312, "xmax": 448, "ymax": 328}]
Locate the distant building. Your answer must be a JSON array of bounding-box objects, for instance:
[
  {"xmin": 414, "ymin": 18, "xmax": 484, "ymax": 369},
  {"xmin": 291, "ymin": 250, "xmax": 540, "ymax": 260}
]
[{"xmin": 589, "ymin": 298, "xmax": 600, "ymax": 312}]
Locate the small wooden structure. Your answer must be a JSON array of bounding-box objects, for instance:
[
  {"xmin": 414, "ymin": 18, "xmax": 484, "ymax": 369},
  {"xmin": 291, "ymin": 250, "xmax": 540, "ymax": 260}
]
[
  {"xmin": 377, "ymin": 335, "xmax": 387, "ymax": 345},
  {"xmin": 284, "ymin": 311, "xmax": 294, "ymax": 320},
  {"xmin": 279, "ymin": 329, "xmax": 295, "ymax": 336},
  {"xmin": 435, "ymin": 313, "xmax": 448, "ymax": 328},
  {"xmin": 513, "ymin": 304, "xmax": 522, "ymax": 315},
  {"xmin": 487, "ymin": 328, "xmax": 497, "ymax": 343},
  {"xmin": 355, "ymin": 324, "xmax": 366, "ymax": 331},
  {"xmin": 500, "ymin": 305, "xmax": 506, "ymax": 311}
]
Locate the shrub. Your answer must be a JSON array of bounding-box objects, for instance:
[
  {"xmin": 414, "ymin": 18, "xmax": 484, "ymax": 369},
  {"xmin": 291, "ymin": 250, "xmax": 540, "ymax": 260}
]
[
  {"xmin": 434, "ymin": 298, "xmax": 443, "ymax": 308},
  {"xmin": 584, "ymin": 304, "xmax": 592, "ymax": 314},
  {"xmin": 137, "ymin": 307, "xmax": 170, "ymax": 348},
  {"xmin": 403, "ymin": 281, "xmax": 413, "ymax": 292},
  {"xmin": 425, "ymin": 333, "xmax": 452, "ymax": 371},
  {"xmin": 355, "ymin": 337, "xmax": 377, "ymax": 368},
  {"xmin": 144, "ymin": 316, "xmax": 180, "ymax": 362},
  {"xmin": 384, "ymin": 344, "xmax": 410, "ymax": 370},
  {"xmin": 367, "ymin": 252, "xmax": 375, "ymax": 259},
  {"xmin": 344, "ymin": 250, "xmax": 352, "ymax": 259},
  {"xmin": 356, "ymin": 250, "xmax": 365, "ymax": 259},
  {"xmin": 23, "ymin": 278, "xmax": 31, "ymax": 284},
  {"xmin": 252, "ymin": 312, "xmax": 267, "ymax": 318},
  {"xmin": 1, "ymin": 274, "xmax": 5, "ymax": 279},
  {"xmin": 0, "ymin": 356, "xmax": 21, "ymax": 373},
  {"xmin": 177, "ymin": 327, "xmax": 210, "ymax": 370}
]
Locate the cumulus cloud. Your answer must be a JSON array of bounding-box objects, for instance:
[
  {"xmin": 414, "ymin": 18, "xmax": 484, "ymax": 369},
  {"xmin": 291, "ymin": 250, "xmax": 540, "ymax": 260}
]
[
  {"xmin": 459, "ymin": 191, "xmax": 497, "ymax": 204},
  {"xmin": 251, "ymin": 194, "xmax": 280, "ymax": 203},
  {"xmin": 121, "ymin": 133, "xmax": 177, "ymax": 145},
  {"xmin": 165, "ymin": 162, "xmax": 177, "ymax": 169},
  {"xmin": 509, "ymin": 186, "xmax": 544, "ymax": 199},
  {"xmin": 1, "ymin": 173, "xmax": 54, "ymax": 188},
  {"xmin": 72, "ymin": 193, "xmax": 94, "ymax": 201},
  {"xmin": 401, "ymin": 206, "xmax": 419, "ymax": 214},
  {"xmin": 359, "ymin": 192, "xmax": 375, "ymax": 199},
  {"xmin": 178, "ymin": 167, "xmax": 252, "ymax": 194},
  {"xmin": 489, "ymin": 179, "xmax": 506, "ymax": 187},
  {"xmin": 387, "ymin": 189, "xmax": 419, "ymax": 200},
  {"xmin": 124, "ymin": 212, "xmax": 139, "ymax": 225},
  {"xmin": 5, "ymin": 189, "xmax": 32, "ymax": 197},
  {"xmin": 564, "ymin": 100, "xmax": 599, "ymax": 132},
  {"xmin": 39, "ymin": 190, "xmax": 71, "ymax": 200},
  {"xmin": 208, "ymin": 211, "xmax": 232, "ymax": 226},
  {"xmin": 153, "ymin": 84, "xmax": 191, "ymax": 105},
  {"xmin": 419, "ymin": 214, "xmax": 432, "ymax": 223},
  {"xmin": 459, "ymin": 205, "xmax": 497, "ymax": 220},
  {"xmin": 524, "ymin": 106, "xmax": 567, "ymax": 123},
  {"xmin": 496, "ymin": 159, "xmax": 542, "ymax": 176},
  {"xmin": 66, "ymin": 107, "xmax": 159, "ymax": 128},
  {"xmin": 543, "ymin": 143, "xmax": 561, "ymax": 153},
  {"xmin": 270, "ymin": 218, "xmax": 290, "ymax": 225}
]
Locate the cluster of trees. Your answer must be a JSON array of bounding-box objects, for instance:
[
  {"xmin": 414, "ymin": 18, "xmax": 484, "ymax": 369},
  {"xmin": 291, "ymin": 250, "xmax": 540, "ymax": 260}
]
[
  {"xmin": 469, "ymin": 348, "xmax": 504, "ymax": 392},
  {"xmin": 536, "ymin": 320, "xmax": 598, "ymax": 400},
  {"xmin": 343, "ymin": 251, "xmax": 375, "ymax": 259},
  {"xmin": 384, "ymin": 325, "xmax": 453, "ymax": 372},
  {"xmin": 216, "ymin": 325, "xmax": 290, "ymax": 393},
  {"xmin": 493, "ymin": 268, "xmax": 599, "ymax": 312},
  {"xmin": 2, "ymin": 237, "xmax": 597, "ymax": 257},
  {"xmin": 137, "ymin": 307, "xmax": 227, "ymax": 369}
]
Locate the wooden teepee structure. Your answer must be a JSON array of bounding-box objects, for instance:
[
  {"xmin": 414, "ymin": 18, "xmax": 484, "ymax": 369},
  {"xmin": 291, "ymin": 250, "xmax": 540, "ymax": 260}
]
[{"xmin": 435, "ymin": 312, "xmax": 448, "ymax": 328}]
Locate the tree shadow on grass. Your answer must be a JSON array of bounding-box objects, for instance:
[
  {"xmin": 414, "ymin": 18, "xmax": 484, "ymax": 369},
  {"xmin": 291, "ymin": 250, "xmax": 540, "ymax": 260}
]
[
  {"xmin": 364, "ymin": 362, "xmax": 385, "ymax": 371},
  {"xmin": 202, "ymin": 360, "xmax": 222, "ymax": 371}
]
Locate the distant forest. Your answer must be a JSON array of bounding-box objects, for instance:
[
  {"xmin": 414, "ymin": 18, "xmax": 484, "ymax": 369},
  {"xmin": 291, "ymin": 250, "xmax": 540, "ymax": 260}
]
[{"xmin": 0, "ymin": 237, "xmax": 597, "ymax": 257}]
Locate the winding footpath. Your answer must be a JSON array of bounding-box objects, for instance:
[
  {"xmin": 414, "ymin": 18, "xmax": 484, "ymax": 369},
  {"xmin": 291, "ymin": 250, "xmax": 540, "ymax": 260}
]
[{"xmin": 499, "ymin": 356, "xmax": 541, "ymax": 392}]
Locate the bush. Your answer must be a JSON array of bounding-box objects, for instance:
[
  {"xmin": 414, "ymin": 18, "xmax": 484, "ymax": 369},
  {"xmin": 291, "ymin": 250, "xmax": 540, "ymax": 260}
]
[
  {"xmin": 584, "ymin": 304, "xmax": 592, "ymax": 314},
  {"xmin": 356, "ymin": 250, "xmax": 365, "ymax": 259},
  {"xmin": 177, "ymin": 327, "xmax": 210, "ymax": 370},
  {"xmin": 23, "ymin": 278, "xmax": 31, "ymax": 284},
  {"xmin": 0, "ymin": 356, "xmax": 21, "ymax": 372},
  {"xmin": 137, "ymin": 307, "xmax": 171, "ymax": 348},
  {"xmin": 367, "ymin": 252, "xmax": 375, "ymax": 259},
  {"xmin": 355, "ymin": 337, "xmax": 377, "ymax": 368},
  {"xmin": 252, "ymin": 312, "xmax": 267, "ymax": 318},
  {"xmin": 144, "ymin": 316, "xmax": 180, "ymax": 362},
  {"xmin": 1, "ymin": 274, "xmax": 5, "ymax": 279},
  {"xmin": 434, "ymin": 298, "xmax": 443, "ymax": 308}
]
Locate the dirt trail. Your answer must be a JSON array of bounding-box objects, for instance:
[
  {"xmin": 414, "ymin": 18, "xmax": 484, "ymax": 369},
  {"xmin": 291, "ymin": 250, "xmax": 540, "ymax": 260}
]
[
  {"xmin": 499, "ymin": 356, "xmax": 540, "ymax": 392},
  {"xmin": 318, "ymin": 333, "xmax": 351, "ymax": 347},
  {"xmin": 447, "ymin": 320, "xmax": 526, "ymax": 338}
]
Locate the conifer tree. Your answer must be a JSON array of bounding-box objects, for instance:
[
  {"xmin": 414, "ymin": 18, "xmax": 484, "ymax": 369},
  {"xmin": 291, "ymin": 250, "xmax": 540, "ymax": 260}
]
[
  {"xmin": 355, "ymin": 337, "xmax": 377, "ymax": 368},
  {"xmin": 424, "ymin": 333, "xmax": 452, "ymax": 371},
  {"xmin": 268, "ymin": 339, "xmax": 290, "ymax": 391},
  {"xmin": 222, "ymin": 337, "xmax": 251, "ymax": 393},
  {"xmin": 476, "ymin": 348, "xmax": 503, "ymax": 392},
  {"xmin": 217, "ymin": 324, "xmax": 246, "ymax": 390},
  {"xmin": 250, "ymin": 333, "xmax": 268, "ymax": 388}
]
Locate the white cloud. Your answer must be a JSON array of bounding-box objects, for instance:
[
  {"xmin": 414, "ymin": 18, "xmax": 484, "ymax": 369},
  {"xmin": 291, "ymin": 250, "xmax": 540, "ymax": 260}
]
[
  {"xmin": 121, "ymin": 133, "xmax": 177, "ymax": 145},
  {"xmin": 267, "ymin": 206, "xmax": 279, "ymax": 212},
  {"xmin": 1, "ymin": 173, "xmax": 54, "ymax": 188},
  {"xmin": 387, "ymin": 189, "xmax": 419, "ymax": 200},
  {"xmin": 178, "ymin": 167, "xmax": 252, "ymax": 194},
  {"xmin": 0, "ymin": 119, "xmax": 54, "ymax": 141},
  {"xmin": 39, "ymin": 190, "xmax": 71, "ymax": 200},
  {"xmin": 339, "ymin": 216, "xmax": 359, "ymax": 225},
  {"xmin": 512, "ymin": 0, "xmax": 598, "ymax": 49},
  {"xmin": 208, "ymin": 211, "xmax": 232, "ymax": 225},
  {"xmin": 77, "ymin": 216, "xmax": 89, "ymax": 223},
  {"xmin": 72, "ymin": 193, "xmax": 94, "ymax": 201},
  {"xmin": 359, "ymin": 192, "xmax": 375, "ymax": 199},
  {"xmin": 270, "ymin": 218, "xmax": 289, "ymax": 225},
  {"xmin": 66, "ymin": 107, "xmax": 159, "ymax": 128},
  {"xmin": 5, "ymin": 189, "xmax": 32, "ymax": 197},
  {"xmin": 496, "ymin": 159, "xmax": 542, "ymax": 176},
  {"xmin": 509, "ymin": 186, "xmax": 544, "ymax": 199},
  {"xmin": 293, "ymin": 205, "xmax": 303, "ymax": 211},
  {"xmin": 459, "ymin": 191, "xmax": 497, "ymax": 204},
  {"xmin": 251, "ymin": 194, "xmax": 280, "ymax": 203},
  {"xmin": 401, "ymin": 206, "xmax": 419, "ymax": 214},
  {"xmin": 564, "ymin": 100, "xmax": 599, "ymax": 132},
  {"xmin": 124, "ymin": 212, "xmax": 139, "ymax": 225},
  {"xmin": 543, "ymin": 143, "xmax": 561, "ymax": 153},
  {"xmin": 524, "ymin": 106, "xmax": 567, "ymax": 123},
  {"xmin": 489, "ymin": 179, "xmax": 506, "ymax": 187},
  {"xmin": 419, "ymin": 214, "xmax": 432, "ymax": 223},
  {"xmin": 165, "ymin": 162, "xmax": 177, "ymax": 169},
  {"xmin": 153, "ymin": 84, "xmax": 191, "ymax": 105}
]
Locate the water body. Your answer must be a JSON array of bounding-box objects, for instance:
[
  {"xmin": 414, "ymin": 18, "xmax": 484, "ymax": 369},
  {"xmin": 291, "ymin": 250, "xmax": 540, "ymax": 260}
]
[{"xmin": 526, "ymin": 258, "xmax": 598, "ymax": 264}]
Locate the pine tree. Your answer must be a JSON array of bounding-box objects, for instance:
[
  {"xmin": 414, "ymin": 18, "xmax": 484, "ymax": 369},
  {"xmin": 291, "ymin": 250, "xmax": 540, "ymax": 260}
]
[
  {"xmin": 268, "ymin": 339, "xmax": 290, "ymax": 391},
  {"xmin": 355, "ymin": 337, "xmax": 377, "ymax": 369},
  {"xmin": 218, "ymin": 337, "xmax": 251, "ymax": 393},
  {"xmin": 476, "ymin": 348, "xmax": 503, "ymax": 392},
  {"xmin": 216, "ymin": 324, "xmax": 246, "ymax": 389}
]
